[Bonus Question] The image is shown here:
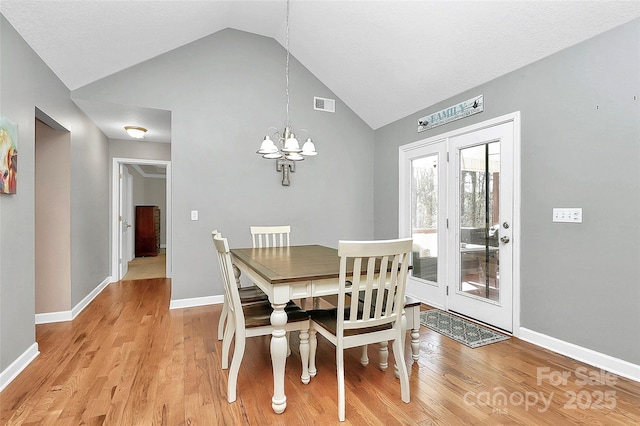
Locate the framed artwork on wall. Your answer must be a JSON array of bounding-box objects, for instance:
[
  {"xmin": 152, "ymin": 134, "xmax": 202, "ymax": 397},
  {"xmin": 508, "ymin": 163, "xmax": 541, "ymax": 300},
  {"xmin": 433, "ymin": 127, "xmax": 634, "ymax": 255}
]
[{"xmin": 0, "ymin": 116, "xmax": 18, "ymax": 195}]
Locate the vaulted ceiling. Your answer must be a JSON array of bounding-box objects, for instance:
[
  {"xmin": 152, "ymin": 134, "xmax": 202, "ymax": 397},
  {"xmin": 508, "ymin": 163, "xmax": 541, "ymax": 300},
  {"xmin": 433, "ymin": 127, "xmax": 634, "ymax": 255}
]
[{"xmin": 2, "ymin": 0, "xmax": 639, "ymax": 141}]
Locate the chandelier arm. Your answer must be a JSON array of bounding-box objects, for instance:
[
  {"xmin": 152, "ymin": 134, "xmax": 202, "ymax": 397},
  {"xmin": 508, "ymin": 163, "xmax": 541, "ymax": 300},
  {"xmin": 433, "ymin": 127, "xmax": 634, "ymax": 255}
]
[
  {"xmin": 297, "ymin": 128, "xmax": 310, "ymax": 140},
  {"xmin": 267, "ymin": 126, "xmax": 281, "ymax": 139}
]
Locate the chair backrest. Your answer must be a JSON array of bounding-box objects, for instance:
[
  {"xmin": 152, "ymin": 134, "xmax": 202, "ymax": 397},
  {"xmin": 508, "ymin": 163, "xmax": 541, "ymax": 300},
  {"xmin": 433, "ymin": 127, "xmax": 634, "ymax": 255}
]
[
  {"xmin": 337, "ymin": 238, "xmax": 413, "ymax": 335},
  {"xmin": 213, "ymin": 232, "xmax": 244, "ymax": 329},
  {"xmin": 250, "ymin": 225, "xmax": 291, "ymax": 248}
]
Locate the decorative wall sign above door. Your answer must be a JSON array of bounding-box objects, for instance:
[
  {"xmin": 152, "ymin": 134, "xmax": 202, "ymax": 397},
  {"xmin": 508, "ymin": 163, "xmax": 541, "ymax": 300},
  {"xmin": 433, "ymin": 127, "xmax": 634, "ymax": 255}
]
[{"xmin": 418, "ymin": 95, "xmax": 484, "ymax": 132}]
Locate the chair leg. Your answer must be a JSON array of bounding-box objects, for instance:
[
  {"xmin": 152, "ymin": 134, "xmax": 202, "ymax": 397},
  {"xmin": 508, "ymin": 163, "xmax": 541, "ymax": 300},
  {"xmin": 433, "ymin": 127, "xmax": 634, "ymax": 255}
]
[
  {"xmin": 218, "ymin": 301, "xmax": 228, "ymax": 341},
  {"xmin": 411, "ymin": 327, "xmax": 420, "ymax": 362},
  {"xmin": 221, "ymin": 316, "xmax": 235, "ymax": 369},
  {"xmin": 336, "ymin": 346, "xmax": 346, "ymax": 422},
  {"xmin": 308, "ymin": 328, "xmax": 317, "ymax": 377},
  {"xmin": 360, "ymin": 345, "xmax": 369, "ymax": 366},
  {"xmin": 286, "ymin": 331, "xmax": 292, "ymax": 357},
  {"xmin": 228, "ymin": 332, "xmax": 246, "ymax": 403},
  {"xmin": 393, "ymin": 309, "xmax": 409, "ymax": 378},
  {"xmin": 299, "ymin": 327, "xmax": 310, "ymax": 384},
  {"xmin": 392, "ymin": 336, "xmax": 410, "ymax": 404},
  {"xmin": 378, "ymin": 341, "xmax": 388, "ymax": 371}
]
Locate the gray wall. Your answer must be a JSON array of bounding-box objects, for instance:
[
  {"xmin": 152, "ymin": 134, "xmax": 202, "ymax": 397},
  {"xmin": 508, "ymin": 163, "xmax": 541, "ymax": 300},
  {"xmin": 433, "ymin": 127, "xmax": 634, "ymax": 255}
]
[
  {"xmin": 109, "ymin": 138, "xmax": 171, "ymax": 161},
  {"xmin": 0, "ymin": 16, "xmax": 110, "ymax": 371},
  {"xmin": 374, "ymin": 20, "xmax": 640, "ymax": 364},
  {"xmin": 73, "ymin": 29, "xmax": 374, "ymax": 301}
]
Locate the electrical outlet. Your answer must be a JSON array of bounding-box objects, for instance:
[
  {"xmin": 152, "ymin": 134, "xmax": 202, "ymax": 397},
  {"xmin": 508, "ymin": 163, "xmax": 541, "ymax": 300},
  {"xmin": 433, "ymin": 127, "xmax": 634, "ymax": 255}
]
[
  {"xmin": 191, "ymin": 210, "xmax": 198, "ymax": 221},
  {"xmin": 553, "ymin": 208, "xmax": 582, "ymax": 223}
]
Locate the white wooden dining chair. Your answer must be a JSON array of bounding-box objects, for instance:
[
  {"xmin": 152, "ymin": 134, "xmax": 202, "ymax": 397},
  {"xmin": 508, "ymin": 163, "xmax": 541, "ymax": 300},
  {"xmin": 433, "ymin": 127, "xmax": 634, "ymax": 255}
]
[
  {"xmin": 357, "ymin": 295, "xmax": 421, "ymax": 372},
  {"xmin": 308, "ymin": 238, "xmax": 412, "ymax": 422},
  {"xmin": 216, "ymin": 230, "xmax": 269, "ymax": 342},
  {"xmin": 213, "ymin": 232, "xmax": 312, "ymax": 403},
  {"xmin": 250, "ymin": 225, "xmax": 327, "ymax": 311},
  {"xmin": 250, "ymin": 225, "xmax": 303, "ymax": 354},
  {"xmin": 250, "ymin": 225, "xmax": 290, "ymax": 248}
]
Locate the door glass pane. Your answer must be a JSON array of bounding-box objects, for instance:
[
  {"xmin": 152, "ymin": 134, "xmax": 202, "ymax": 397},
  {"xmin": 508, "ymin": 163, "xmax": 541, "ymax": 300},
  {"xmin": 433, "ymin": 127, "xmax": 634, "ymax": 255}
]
[
  {"xmin": 411, "ymin": 155, "xmax": 438, "ymax": 283},
  {"xmin": 459, "ymin": 142, "xmax": 500, "ymax": 301}
]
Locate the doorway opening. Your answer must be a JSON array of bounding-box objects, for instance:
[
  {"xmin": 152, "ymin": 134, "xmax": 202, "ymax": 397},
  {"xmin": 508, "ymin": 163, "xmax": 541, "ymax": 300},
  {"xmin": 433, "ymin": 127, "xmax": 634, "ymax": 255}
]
[
  {"xmin": 111, "ymin": 158, "xmax": 172, "ymax": 282},
  {"xmin": 35, "ymin": 113, "xmax": 71, "ymax": 317}
]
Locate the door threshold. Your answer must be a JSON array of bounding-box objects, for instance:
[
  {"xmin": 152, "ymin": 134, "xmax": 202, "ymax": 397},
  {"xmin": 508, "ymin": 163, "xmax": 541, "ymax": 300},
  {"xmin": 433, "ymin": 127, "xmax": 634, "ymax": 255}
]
[{"xmin": 448, "ymin": 309, "xmax": 512, "ymax": 335}]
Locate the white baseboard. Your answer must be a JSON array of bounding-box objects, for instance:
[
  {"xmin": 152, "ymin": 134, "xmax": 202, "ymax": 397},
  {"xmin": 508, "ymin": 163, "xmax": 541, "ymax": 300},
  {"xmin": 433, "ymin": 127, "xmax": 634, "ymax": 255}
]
[
  {"xmin": 35, "ymin": 310, "xmax": 73, "ymax": 324},
  {"xmin": 169, "ymin": 295, "xmax": 223, "ymax": 310},
  {"xmin": 519, "ymin": 327, "xmax": 640, "ymax": 383},
  {"xmin": 35, "ymin": 276, "xmax": 112, "ymax": 325},
  {"xmin": 0, "ymin": 343, "xmax": 39, "ymax": 392},
  {"xmin": 72, "ymin": 277, "xmax": 111, "ymax": 318}
]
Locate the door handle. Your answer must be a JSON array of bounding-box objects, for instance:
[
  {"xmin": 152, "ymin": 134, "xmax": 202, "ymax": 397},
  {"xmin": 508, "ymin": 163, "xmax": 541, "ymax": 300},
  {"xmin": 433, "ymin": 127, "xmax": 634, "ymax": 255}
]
[{"xmin": 500, "ymin": 236, "xmax": 510, "ymax": 244}]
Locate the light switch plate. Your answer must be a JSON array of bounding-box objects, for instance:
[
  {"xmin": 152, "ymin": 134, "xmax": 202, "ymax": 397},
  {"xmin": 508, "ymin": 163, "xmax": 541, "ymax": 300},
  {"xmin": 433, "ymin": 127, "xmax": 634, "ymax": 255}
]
[
  {"xmin": 191, "ymin": 210, "xmax": 198, "ymax": 221},
  {"xmin": 553, "ymin": 208, "xmax": 582, "ymax": 223}
]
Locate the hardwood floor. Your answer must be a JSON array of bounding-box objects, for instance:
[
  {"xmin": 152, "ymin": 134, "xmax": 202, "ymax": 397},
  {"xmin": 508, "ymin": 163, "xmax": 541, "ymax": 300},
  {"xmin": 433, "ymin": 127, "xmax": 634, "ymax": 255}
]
[{"xmin": 1, "ymin": 278, "xmax": 639, "ymax": 425}]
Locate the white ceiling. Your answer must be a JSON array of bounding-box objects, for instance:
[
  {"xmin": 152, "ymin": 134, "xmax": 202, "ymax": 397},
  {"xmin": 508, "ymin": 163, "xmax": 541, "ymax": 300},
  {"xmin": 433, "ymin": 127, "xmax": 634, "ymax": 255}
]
[{"xmin": 2, "ymin": 0, "xmax": 639, "ymax": 142}]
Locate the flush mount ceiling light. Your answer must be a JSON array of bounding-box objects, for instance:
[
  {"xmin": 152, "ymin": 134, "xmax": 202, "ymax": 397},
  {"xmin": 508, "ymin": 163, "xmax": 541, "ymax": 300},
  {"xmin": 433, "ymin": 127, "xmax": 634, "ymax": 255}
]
[
  {"xmin": 124, "ymin": 126, "xmax": 147, "ymax": 139},
  {"xmin": 256, "ymin": 0, "xmax": 317, "ymax": 186}
]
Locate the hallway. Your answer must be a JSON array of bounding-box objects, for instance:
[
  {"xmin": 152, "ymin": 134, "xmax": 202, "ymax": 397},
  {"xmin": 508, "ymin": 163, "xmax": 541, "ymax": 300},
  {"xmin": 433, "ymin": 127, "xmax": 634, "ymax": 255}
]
[{"xmin": 122, "ymin": 250, "xmax": 166, "ymax": 281}]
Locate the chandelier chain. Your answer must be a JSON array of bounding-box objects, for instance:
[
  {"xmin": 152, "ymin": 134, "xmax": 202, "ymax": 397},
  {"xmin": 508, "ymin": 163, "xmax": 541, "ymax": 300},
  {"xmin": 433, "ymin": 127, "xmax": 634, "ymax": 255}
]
[
  {"xmin": 285, "ymin": 0, "xmax": 291, "ymax": 127},
  {"xmin": 256, "ymin": 0, "xmax": 316, "ymax": 185}
]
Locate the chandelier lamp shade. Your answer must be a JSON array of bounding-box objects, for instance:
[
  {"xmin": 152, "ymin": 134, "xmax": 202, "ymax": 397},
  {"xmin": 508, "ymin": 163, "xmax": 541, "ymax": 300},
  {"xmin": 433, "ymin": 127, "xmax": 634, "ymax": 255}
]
[
  {"xmin": 256, "ymin": 0, "xmax": 317, "ymax": 186},
  {"xmin": 257, "ymin": 127, "xmax": 318, "ymax": 161}
]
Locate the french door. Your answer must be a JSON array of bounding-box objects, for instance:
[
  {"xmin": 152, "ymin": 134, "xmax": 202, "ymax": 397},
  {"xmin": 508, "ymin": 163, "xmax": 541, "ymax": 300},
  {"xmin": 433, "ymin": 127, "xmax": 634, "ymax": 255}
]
[
  {"xmin": 400, "ymin": 113, "xmax": 519, "ymax": 333},
  {"xmin": 447, "ymin": 122, "xmax": 513, "ymax": 331}
]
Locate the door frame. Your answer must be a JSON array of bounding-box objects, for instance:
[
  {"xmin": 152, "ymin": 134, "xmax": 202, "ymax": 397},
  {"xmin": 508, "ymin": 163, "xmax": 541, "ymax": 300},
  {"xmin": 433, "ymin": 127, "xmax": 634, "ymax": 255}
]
[
  {"xmin": 111, "ymin": 157, "xmax": 172, "ymax": 281},
  {"xmin": 118, "ymin": 163, "xmax": 132, "ymax": 279},
  {"xmin": 399, "ymin": 111, "xmax": 521, "ymax": 336}
]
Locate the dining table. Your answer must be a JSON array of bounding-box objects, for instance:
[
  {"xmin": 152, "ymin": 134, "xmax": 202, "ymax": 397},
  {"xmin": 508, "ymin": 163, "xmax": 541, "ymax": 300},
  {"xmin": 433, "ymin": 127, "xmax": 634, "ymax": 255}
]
[
  {"xmin": 230, "ymin": 243, "xmax": 420, "ymax": 414},
  {"xmin": 229, "ymin": 244, "xmax": 343, "ymax": 414}
]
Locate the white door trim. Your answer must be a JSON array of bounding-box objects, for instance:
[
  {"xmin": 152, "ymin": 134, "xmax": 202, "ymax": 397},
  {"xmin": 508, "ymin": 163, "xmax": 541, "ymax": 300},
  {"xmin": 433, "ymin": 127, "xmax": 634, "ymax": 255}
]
[
  {"xmin": 399, "ymin": 111, "xmax": 521, "ymax": 336},
  {"xmin": 111, "ymin": 157, "xmax": 172, "ymax": 281}
]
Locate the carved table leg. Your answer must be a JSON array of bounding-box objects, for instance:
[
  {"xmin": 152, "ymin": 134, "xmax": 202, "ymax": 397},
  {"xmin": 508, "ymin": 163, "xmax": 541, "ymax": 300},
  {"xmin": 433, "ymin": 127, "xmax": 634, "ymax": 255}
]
[
  {"xmin": 270, "ymin": 303, "xmax": 288, "ymax": 414},
  {"xmin": 299, "ymin": 328, "xmax": 310, "ymax": 384},
  {"xmin": 232, "ymin": 264, "xmax": 241, "ymax": 287}
]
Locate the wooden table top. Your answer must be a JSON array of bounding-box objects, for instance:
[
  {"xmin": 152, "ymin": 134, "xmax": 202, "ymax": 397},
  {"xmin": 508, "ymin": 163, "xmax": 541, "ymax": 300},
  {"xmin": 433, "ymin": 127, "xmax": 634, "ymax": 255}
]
[{"xmin": 230, "ymin": 245, "xmax": 341, "ymax": 285}]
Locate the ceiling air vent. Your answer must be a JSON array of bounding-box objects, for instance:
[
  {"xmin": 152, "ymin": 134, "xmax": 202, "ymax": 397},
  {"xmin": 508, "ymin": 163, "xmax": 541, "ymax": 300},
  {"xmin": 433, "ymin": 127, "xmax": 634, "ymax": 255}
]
[{"xmin": 314, "ymin": 96, "xmax": 335, "ymax": 113}]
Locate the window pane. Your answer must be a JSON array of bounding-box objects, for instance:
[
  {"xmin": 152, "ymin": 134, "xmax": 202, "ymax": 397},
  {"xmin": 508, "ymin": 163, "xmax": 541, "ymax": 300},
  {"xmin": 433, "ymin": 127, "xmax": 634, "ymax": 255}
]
[
  {"xmin": 411, "ymin": 155, "xmax": 438, "ymax": 283},
  {"xmin": 459, "ymin": 142, "xmax": 500, "ymax": 302}
]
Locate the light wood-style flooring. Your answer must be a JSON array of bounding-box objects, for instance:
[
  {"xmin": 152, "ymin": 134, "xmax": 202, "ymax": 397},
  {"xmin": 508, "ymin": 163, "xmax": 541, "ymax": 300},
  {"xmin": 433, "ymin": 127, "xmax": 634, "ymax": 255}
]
[{"xmin": 1, "ymin": 278, "xmax": 639, "ymax": 425}]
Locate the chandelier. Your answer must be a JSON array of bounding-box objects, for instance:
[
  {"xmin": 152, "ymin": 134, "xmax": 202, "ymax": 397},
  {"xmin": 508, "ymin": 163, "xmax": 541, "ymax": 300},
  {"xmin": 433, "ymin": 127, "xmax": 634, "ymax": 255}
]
[{"xmin": 256, "ymin": 0, "xmax": 317, "ymax": 186}]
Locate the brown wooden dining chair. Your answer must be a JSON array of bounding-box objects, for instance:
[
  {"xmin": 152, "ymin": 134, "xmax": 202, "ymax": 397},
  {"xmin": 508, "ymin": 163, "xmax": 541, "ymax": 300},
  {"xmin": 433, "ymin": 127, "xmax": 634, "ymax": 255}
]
[{"xmin": 308, "ymin": 238, "xmax": 412, "ymax": 422}]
